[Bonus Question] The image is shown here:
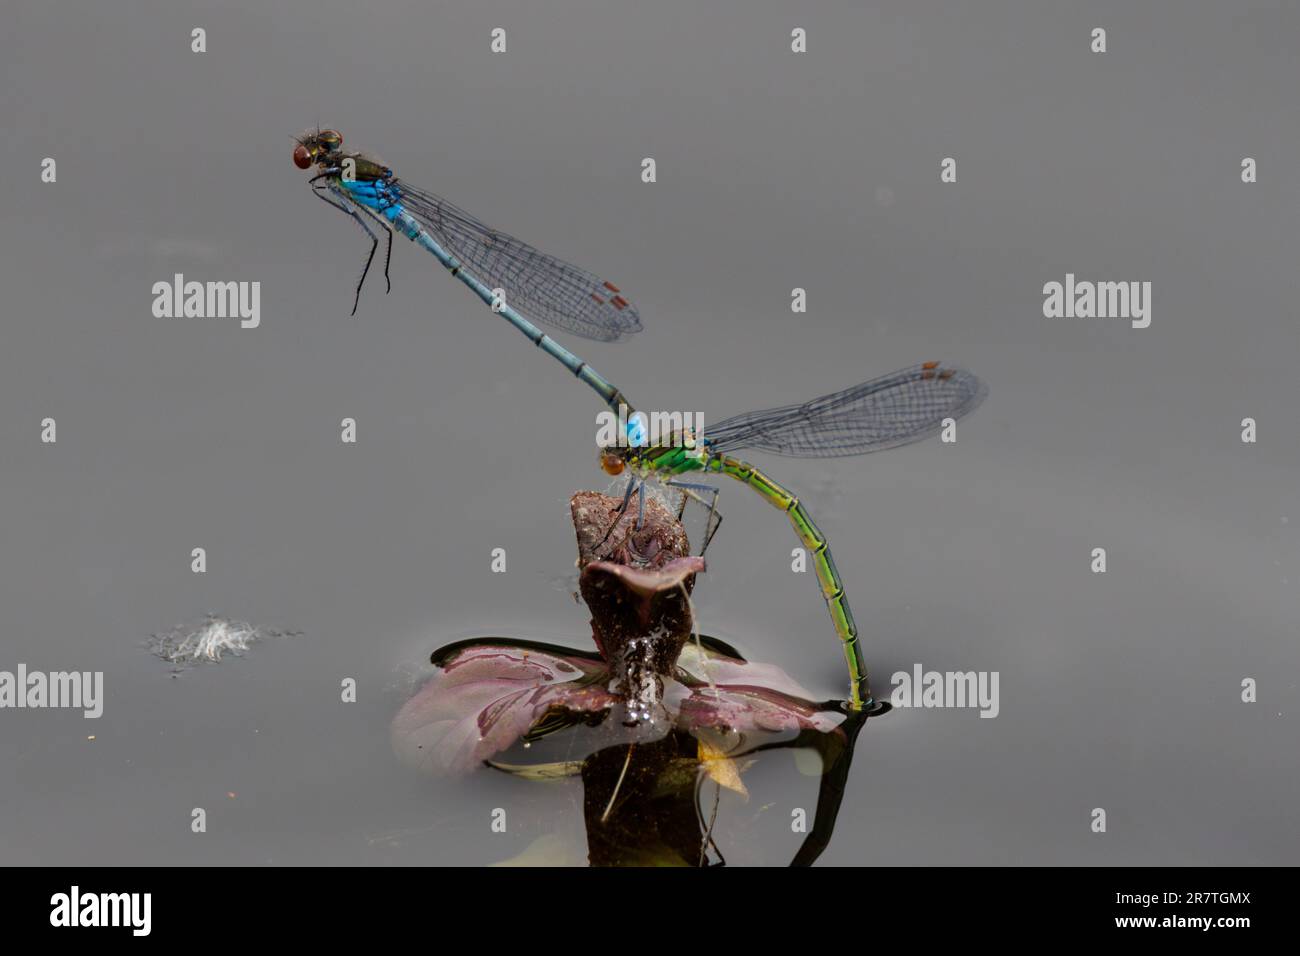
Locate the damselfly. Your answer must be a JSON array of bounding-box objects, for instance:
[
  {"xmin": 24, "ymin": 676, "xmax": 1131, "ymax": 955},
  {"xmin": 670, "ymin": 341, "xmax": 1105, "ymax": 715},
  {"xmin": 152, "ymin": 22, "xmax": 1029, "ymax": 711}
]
[
  {"xmin": 292, "ymin": 133, "xmax": 987, "ymax": 711},
  {"xmin": 293, "ymin": 129, "xmax": 641, "ymax": 362},
  {"xmin": 596, "ymin": 362, "xmax": 988, "ymax": 712}
]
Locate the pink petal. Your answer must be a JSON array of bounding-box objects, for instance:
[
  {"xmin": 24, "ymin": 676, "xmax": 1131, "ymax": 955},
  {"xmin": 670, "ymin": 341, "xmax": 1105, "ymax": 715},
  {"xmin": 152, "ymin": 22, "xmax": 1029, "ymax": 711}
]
[{"xmin": 391, "ymin": 643, "xmax": 617, "ymax": 774}]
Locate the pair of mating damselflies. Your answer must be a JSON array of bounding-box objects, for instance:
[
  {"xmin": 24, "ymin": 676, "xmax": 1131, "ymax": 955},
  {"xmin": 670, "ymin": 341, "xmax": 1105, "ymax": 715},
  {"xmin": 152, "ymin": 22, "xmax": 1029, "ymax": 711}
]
[{"xmin": 294, "ymin": 128, "xmax": 986, "ymax": 711}]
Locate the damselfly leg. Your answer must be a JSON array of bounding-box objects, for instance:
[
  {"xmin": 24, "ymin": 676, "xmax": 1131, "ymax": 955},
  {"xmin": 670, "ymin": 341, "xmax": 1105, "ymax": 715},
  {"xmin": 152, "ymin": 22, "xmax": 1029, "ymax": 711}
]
[
  {"xmin": 353, "ymin": 201, "xmax": 394, "ymax": 293},
  {"xmin": 666, "ymin": 480, "xmax": 724, "ymax": 556},
  {"xmin": 311, "ymin": 182, "xmax": 381, "ymax": 316},
  {"xmin": 594, "ymin": 476, "xmax": 639, "ymax": 553}
]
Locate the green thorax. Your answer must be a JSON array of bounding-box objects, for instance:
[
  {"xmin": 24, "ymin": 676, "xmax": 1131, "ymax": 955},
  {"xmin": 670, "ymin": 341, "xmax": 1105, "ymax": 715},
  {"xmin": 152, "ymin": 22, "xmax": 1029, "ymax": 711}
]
[{"xmin": 628, "ymin": 443, "xmax": 709, "ymax": 477}]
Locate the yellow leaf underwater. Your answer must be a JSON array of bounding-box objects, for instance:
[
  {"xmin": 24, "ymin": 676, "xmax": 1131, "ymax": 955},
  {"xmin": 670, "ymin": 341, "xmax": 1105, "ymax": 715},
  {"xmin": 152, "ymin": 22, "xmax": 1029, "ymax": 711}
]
[{"xmin": 697, "ymin": 732, "xmax": 750, "ymax": 800}]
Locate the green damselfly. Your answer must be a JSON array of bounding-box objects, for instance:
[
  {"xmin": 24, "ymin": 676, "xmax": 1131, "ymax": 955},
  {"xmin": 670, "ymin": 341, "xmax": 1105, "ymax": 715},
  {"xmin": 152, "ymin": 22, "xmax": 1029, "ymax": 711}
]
[{"xmin": 597, "ymin": 362, "xmax": 987, "ymax": 712}]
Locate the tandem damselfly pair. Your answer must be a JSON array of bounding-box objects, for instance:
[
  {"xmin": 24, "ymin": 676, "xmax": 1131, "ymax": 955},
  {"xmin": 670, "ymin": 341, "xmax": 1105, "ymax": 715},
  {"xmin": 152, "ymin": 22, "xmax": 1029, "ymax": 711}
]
[{"xmin": 294, "ymin": 128, "xmax": 987, "ymax": 709}]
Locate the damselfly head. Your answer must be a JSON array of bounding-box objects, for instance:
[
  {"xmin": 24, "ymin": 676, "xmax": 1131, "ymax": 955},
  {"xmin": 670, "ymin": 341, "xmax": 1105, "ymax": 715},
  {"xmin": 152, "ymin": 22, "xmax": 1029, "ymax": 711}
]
[
  {"xmin": 292, "ymin": 128, "xmax": 344, "ymax": 169},
  {"xmin": 600, "ymin": 447, "xmax": 628, "ymax": 476}
]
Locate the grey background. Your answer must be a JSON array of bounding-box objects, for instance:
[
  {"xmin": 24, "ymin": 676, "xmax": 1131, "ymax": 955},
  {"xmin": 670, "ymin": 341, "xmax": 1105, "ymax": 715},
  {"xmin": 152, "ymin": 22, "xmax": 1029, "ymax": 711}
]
[{"xmin": 1, "ymin": 0, "xmax": 1297, "ymax": 865}]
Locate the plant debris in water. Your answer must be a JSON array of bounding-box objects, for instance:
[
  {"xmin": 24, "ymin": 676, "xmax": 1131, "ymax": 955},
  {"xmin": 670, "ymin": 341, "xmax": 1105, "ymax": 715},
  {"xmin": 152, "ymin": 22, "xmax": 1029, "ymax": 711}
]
[
  {"xmin": 147, "ymin": 614, "xmax": 301, "ymax": 667},
  {"xmin": 393, "ymin": 492, "xmax": 845, "ymax": 774},
  {"xmin": 393, "ymin": 490, "xmax": 886, "ymax": 865}
]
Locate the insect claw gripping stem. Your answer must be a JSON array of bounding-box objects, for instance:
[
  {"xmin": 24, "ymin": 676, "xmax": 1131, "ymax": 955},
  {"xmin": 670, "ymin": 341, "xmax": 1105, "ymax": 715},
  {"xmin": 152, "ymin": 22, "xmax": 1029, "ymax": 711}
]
[
  {"xmin": 594, "ymin": 476, "xmax": 638, "ymax": 556},
  {"xmin": 703, "ymin": 508, "xmax": 723, "ymax": 554},
  {"xmin": 666, "ymin": 480, "xmax": 724, "ymax": 556}
]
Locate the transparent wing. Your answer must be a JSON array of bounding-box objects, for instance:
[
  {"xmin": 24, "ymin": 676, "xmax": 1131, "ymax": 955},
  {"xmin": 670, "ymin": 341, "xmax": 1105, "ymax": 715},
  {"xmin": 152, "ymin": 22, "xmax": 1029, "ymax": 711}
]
[
  {"xmin": 704, "ymin": 363, "xmax": 987, "ymax": 458},
  {"xmin": 396, "ymin": 180, "xmax": 641, "ymax": 342}
]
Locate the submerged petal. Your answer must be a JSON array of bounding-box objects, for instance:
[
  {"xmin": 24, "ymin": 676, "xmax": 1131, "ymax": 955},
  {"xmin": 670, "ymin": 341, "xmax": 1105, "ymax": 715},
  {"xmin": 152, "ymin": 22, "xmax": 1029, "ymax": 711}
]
[
  {"xmin": 678, "ymin": 685, "xmax": 843, "ymax": 735},
  {"xmin": 677, "ymin": 643, "xmax": 825, "ymax": 702},
  {"xmin": 675, "ymin": 644, "xmax": 845, "ymax": 735},
  {"xmin": 392, "ymin": 642, "xmax": 618, "ymax": 774}
]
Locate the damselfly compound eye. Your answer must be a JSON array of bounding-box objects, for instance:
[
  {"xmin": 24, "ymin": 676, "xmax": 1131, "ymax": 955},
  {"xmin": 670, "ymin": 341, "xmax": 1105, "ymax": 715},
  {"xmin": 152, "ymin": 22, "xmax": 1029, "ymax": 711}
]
[
  {"xmin": 293, "ymin": 144, "xmax": 312, "ymax": 169},
  {"xmin": 600, "ymin": 451, "xmax": 625, "ymax": 476}
]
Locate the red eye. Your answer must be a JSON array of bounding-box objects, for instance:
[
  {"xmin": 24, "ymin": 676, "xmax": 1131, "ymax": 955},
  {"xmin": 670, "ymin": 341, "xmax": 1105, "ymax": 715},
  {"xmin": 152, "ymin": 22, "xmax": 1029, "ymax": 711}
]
[{"xmin": 293, "ymin": 144, "xmax": 312, "ymax": 169}]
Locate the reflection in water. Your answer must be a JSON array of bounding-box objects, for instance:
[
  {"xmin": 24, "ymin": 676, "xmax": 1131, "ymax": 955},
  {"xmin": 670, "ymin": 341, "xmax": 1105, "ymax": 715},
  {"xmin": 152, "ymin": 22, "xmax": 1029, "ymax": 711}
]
[
  {"xmin": 577, "ymin": 706, "xmax": 880, "ymax": 867},
  {"xmin": 391, "ymin": 490, "xmax": 887, "ymax": 866}
]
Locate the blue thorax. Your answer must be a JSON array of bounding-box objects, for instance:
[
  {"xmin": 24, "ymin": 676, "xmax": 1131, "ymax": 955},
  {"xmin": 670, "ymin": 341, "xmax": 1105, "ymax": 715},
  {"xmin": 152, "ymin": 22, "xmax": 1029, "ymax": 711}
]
[{"xmin": 339, "ymin": 175, "xmax": 405, "ymax": 222}]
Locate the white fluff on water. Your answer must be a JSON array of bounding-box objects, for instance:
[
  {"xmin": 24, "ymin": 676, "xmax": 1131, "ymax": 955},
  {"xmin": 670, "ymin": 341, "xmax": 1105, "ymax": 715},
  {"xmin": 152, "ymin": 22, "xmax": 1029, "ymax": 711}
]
[{"xmin": 148, "ymin": 615, "xmax": 300, "ymax": 665}]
